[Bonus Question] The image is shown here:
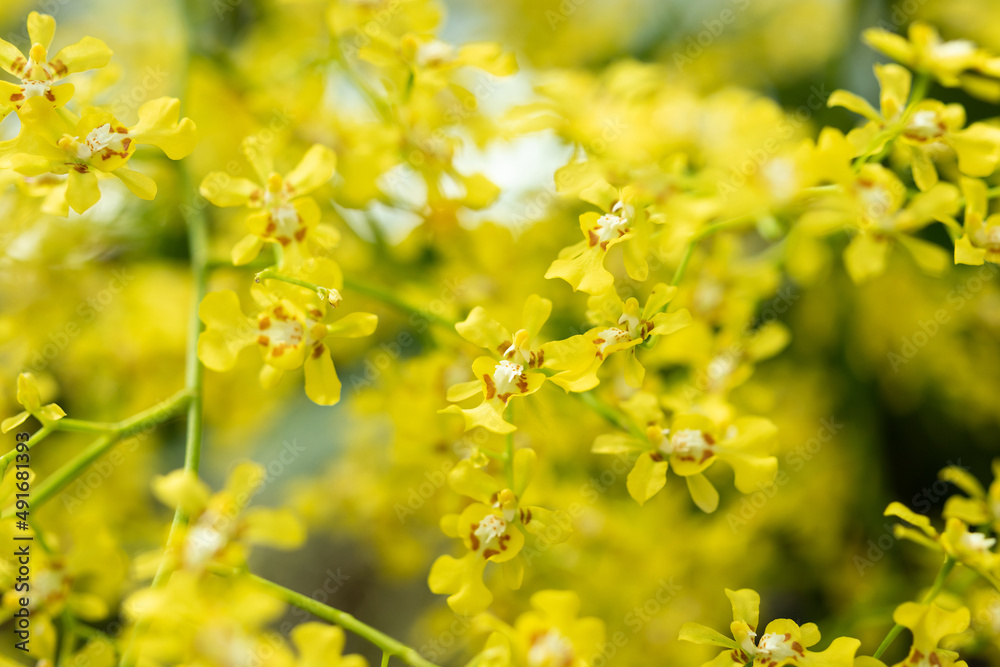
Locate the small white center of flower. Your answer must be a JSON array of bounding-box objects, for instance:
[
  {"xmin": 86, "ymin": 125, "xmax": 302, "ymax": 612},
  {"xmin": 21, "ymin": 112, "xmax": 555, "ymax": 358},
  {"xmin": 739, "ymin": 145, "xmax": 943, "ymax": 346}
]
[
  {"xmin": 763, "ymin": 158, "xmax": 797, "ymax": 202},
  {"xmin": 271, "ymin": 203, "xmax": 300, "ymax": 235},
  {"xmin": 933, "ymin": 39, "xmax": 976, "ymax": 59},
  {"xmin": 474, "ymin": 514, "xmax": 507, "ymax": 548},
  {"xmin": 28, "ymin": 570, "xmax": 66, "ymax": 610},
  {"xmin": 416, "ymin": 39, "xmax": 455, "ymax": 66},
  {"xmin": 595, "ymin": 327, "xmax": 632, "ymax": 357},
  {"xmin": 184, "ymin": 516, "xmax": 230, "ymax": 567},
  {"xmin": 906, "ymin": 110, "xmax": 944, "ymax": 142},
  {"xmin": 20, "ymin": 80, "xmax": 50, "ymax": 100},
  {"xmin": 757, "ymin": 633, "xmax": 797, "ymax": 661},
  {"xmin": 595, "ymin": 214, "xmax": 629, "ymax": 245},
  {"xmin": 960, "ymin": 531, "xmax": 997, "ymax": 553},
  {"xmin": 77, "ymin": 123, "xmax": 122, "ymax": 160},
  {"xmin": 985, "ymin": 226, "xmax": 1000, "ymax": 247},
  {"xmin": 661, "ymin": 429, "xmax": 711, "ymax": 459},
  {"xmin": 528, "ymin": 629, "xmax": 575, "ymax": 667},
  {"xmin": 269, "ymin": 318, "xmax": 305, "ymax": 347},
  {"xmin": 492, "ymin": 360, "xmax": 524, "ymax": 395}
]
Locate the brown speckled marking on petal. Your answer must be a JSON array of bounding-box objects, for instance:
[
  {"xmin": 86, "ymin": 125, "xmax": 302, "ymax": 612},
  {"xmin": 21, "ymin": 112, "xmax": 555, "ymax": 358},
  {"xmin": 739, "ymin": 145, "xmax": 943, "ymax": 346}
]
[
  {"xmin": 311, "ymin": 343, "xmax": 325, "ymax": 359},
  {"xmin": 277, "ymin": 236, "xmax": 292, "ymax": 247},
  {"xmin": 294, "ymin": 228, "xmax": 307, "ymax": 242},
  {"xmin": 516, "ymin": 375, "xmax": 528, "ymax": 393},
  {"xmin": 257, "ymin": 335, "xmax": 270, "ymax": 346},
  {"xmin": 483, "ymin": 374, "xmax": 496, "ymax": 399},
  {"xmin": 468, "ymin": 524, "xmax": 480, "ymax": 551},
  {"xmin": 258, "ymin": 316, "xmax": 271, "ymax": 330},
  {"xmin": 482, "ymin": 548, "xmax": 498, "ymax": 559},
  {"xmin": 587, "ymin": 229, "xmax": 599, "ymax": 247},
  {"xmin": 51, "ymin": 60, "xmax": 68, "ymax": 77}
]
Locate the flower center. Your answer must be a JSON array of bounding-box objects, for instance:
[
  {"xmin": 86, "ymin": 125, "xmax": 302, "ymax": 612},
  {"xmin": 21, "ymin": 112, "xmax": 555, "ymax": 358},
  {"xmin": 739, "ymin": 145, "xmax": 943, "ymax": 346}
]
[
  {"xmin": 756, "ymin": 633, "xmax": 800, "ymax": 661},
  {"xmin": 21, "ymin": 79, "xmax": 50, "ymax": 99},
  {"xmin": 527, "ymin": 630, "xmax": 575, "ymax": 667},
  {"xmin": 960, "ymin": 531, "xmax": 996, "ymax": 553},
  {"xmin": 75, "ymin": 123, "xmax": 128, "ymax": 160},
  {"xmin": 931, "ymin": 39, "xmax": 976, "ymax": 60},
  {"xmin": 661, "ymin": 428, "xmax": 714, "ymax": 462},
  {"xmin": 416, "ymin": 39, "xmax": 455, "ymax": 67},
  {"xmin": 184, "ymin": 513, "xmax": 230, "ymax": 567},
  {"xmin": 492, "ymin": 359, "xmax": 525, "ymax": 395},
  {"xmin": 904, "ymin": 110, "xmax": 945, "ymax": 143},
  {"xmin": 594, "ymin": 327, "xmax": 632, "ymax": 359},
  {"xmin": 595, "ymin": 214, "xmax": 629, "ymax": 245}
]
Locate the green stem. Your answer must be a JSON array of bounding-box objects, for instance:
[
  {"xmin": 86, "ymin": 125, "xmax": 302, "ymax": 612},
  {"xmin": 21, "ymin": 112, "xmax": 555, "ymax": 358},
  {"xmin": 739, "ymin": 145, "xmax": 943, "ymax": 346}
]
[
  {"xmin": 0, "ymin": 424, "xmax": 52, "ymax": 473},
  {"xmin": 54, "ymin": 418, "xmax": 116, "ymax": 434},
  {"xmin": 343, "ymin": 276, "xmax": 459, "ymax": 331},
  {"xmin": 578, "ymin": 391, "xmax": 642, "ymax": 437},
  {"xmin": 120, "ymin": 166, "xmax": 210, "ymax": 667},
  {"xmin": 57, "ymin": 610, "xmax": 76, "ymax": 665},
  {"xmin": 871, "ymin": 556, "xmax": 956, "ymax": 660},
  {"xmin": 256, "ymin": 268, "xmax": 337, "ymax": 302},
  {"xmin": 248, "ymin": 573, "xmax": 441, "ymax": 667},
  {"xmin": 671, "ymin": 214, "xmax": 756, "ymax": 287},
  {"xmin": 382, "ymin": 652, "xmax": 391, "ymax": 667},
  {"xmin": 10, "ymin": 389, "xmax": 192, "ymax": 515}
]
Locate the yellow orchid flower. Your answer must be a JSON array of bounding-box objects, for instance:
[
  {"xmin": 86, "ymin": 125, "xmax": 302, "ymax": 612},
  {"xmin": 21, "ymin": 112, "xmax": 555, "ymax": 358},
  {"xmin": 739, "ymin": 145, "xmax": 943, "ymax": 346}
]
[
  {"xmin": 429, "ymin": 450, "xmax": 567, "ymax": 615},
  {"xmin": 802, "ymin": 160, "xmax": 959, "ymax": 283},
  {"xmin": 0, "ymin": 96, "xmax": 196, "ymax": 214},
  {"xmin": 680, "ymin": 588, "xmax": 861, "ymax": 666},
  {"xmin": 197, "ymin": 275, "xmax": 377, "ymax": 406},
  {"xmin": 940, "ymin": 461, "xmax": 1000, "ymax": 533},
  {"xmin": 0, "ymin": 11, "xmax": 112, "ymax": 120},
  {"xmin": 200, "ymin": 137, "xmax": 338, "ymax": 267},
  {"xmin": 885, "ymin": 502, "xmax": 1000, "ymax": 586},
  {"xmin": 889, "ymin": 602, "xmax": 971, "ymax": 667},
  {"xmin": 545, "ymin": 182, "xmax": 649, "ymax": 294},
  {"xmin": 545, "ymin": 284, "xmax": 691, "ymax": 391},
  {"xmin": 472, "ymin": 590, "xmax": 606, "ymax": 667},
  {"xmin": 1, "ymin": 372, "xmax": 65, "ymax": 433},
  {"xmin": 829, "ymin": 63, "xmax": 1000, "ymax": 191},
  {"xmin": 864, "ymin": 22, "xmax": 1000, "ymax": 101},
  {"xmin": 455, "ymin": 295, "xmax": 553, "ymax": 369},
  {"xmin": 953, "ymin": 178, "xmax": 1000, "ymax": 265},
  {"xmin": 146, "ymin": 463, "xmax": 305, "ymax": 574},
  {"xmin": 592, "ymin": 393, "xmax": 778, "ymax": 512}
]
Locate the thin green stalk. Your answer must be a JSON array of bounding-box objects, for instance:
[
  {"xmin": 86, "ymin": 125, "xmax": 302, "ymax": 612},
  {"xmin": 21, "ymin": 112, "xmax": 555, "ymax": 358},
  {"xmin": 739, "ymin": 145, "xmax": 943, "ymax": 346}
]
[
  {"xmin": 0, "ymin": 389, "xmax": 191, "ymax": 517},
  {"xmin": 382, "ymin": 652, "xmax": 391, "ymax": 667},
  {"xmin": 54, "ymin": 418, "xmax": 116, "ymax": 434},
  {"xmin": 671, "ymin": 214, "xmax": 755, "ymax": 287},
  {"xmin": 248, "ymin": 573, "xmax": 441, "ymax": 667},
  {"xmin": 578, "ymin": 391, "xmax": 642, "ymax": 437},
  {"xmin": 0, "ymin": 424, "xmax": 52, "ymax": 473},
  {"xmin": 57, "ymin": 609, "xmax": 76, "ymax": 665},
  {"xmin": 871, "ymin": 556, "xmax": 956, "ymax": 660},
  {"xmin": 343, "ymin": 276, "xmax": 459, "ymax": 331},
  {"xmin": 256, "ymin": 268, "xmax": 338, "ymax": 303}
]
